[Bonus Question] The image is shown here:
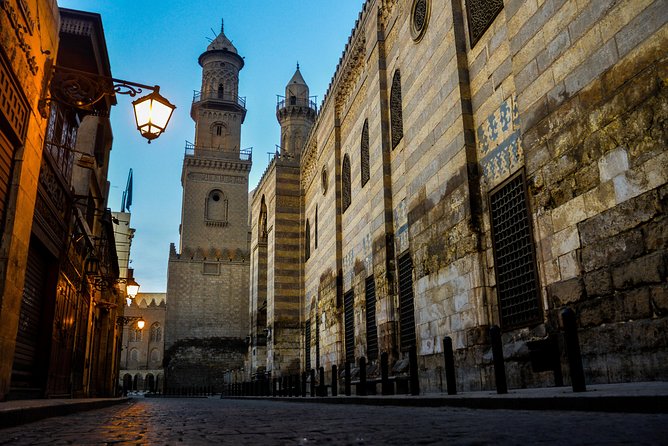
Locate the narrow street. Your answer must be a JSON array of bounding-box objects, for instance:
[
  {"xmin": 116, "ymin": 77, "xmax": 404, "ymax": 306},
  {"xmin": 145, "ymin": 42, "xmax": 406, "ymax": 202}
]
[{"xmin": 1, "ymin": 398, "xmax": 666, "ymax": 445}]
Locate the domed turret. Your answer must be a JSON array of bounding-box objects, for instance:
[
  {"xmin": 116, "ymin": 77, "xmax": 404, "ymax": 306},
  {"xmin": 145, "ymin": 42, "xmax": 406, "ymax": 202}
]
[{"xmin": 276, "ymin": 64, "xmax": 317, "ymax": 156}]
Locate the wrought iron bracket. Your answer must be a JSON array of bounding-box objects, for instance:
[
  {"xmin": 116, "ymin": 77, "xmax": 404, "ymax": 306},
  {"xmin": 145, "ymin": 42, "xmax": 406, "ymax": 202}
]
[{"xmin": 39, "ymin": 65, "xmax": 159, "ymax": 118}]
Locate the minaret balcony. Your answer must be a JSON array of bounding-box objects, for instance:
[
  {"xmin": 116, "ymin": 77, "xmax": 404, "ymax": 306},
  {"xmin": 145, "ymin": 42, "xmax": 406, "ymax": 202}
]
[
  {"xmin": 191, "ymin": 90, "xmax": 247, "ymax": 121},
  {"xmin": 276, "ymin": 96, "xmax": 317, "ymax": 112},
  {"xmin": 185, "ymin": 141, "xmax": 252, "ymax": 162}
]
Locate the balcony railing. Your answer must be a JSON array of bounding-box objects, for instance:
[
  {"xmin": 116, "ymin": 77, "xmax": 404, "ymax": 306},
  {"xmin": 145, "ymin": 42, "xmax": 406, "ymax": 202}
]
[
  {"xmin": 276, "ymin": 95, "xmax": 317, "ymax": 113},
  {"xmin": 193, "ymin": 90, "xmax": 246, "ymax": 109},
  {"xmin": 185, "ymin": 141, "xmax": 252, "ymax": 161}
]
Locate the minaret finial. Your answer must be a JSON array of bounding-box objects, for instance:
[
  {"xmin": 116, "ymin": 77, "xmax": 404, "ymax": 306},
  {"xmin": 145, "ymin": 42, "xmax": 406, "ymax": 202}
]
[
  {"xmin": 221, "ymin": 18, "xmax": 224, "ymax": 34},
  {"xmin": 296, "ymin": 61, "xmax": 300, "ymax": 70}
]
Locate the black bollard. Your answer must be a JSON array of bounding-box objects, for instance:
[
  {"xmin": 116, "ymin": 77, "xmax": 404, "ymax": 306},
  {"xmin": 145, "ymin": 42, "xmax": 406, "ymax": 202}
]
[
  {"xmin": 490, "ymin": 325, "xmax": 508, "ymax": 394},
  {"xmin": 443, "ymin": 336, "xmax": 457, "ymax": 395},
  {"xmin": 359, "ymin": 357, "xmax": 368, "ymax": 396},
  {"xmin": 319, "ymin": 367, "xmax": 326, "ymax": 397},
  {"xmin": 287, "ymin": 375, "xmax": 293, "ymax": 397},
  {"xmin": 301, "ymin": 372, "xmax": 308, "ymax": 397},
  {"xmin": 562, "ymin": 308, "xmax": 586, "ymax": 392},
  {"xmin": 272, "ymin": 378, "xmax": 277, "ymax": 397},
  {"xmin": 381, "ymin": 352, "xmax": 393, "ymax": 395},
  {"xmin": 345, "ymin": 361, "xmax": 351, "ymax": 396},
  {"xmin": 332, "ymin": 365, "xmax": 338, "ymax": 396},
  {"xmin": 409, "ymin": 345, "xmax": 420, "ymax": 395},
  {"xmin": 310, "ymin": 369, "xmax": 316, "ymax": 397}
]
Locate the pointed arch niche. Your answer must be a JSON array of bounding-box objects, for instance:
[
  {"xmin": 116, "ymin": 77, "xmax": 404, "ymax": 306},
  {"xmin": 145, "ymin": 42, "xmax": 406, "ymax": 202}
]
[{"xmin": 206, "ymin": 189, "xmax": 229, "ymax": 225}]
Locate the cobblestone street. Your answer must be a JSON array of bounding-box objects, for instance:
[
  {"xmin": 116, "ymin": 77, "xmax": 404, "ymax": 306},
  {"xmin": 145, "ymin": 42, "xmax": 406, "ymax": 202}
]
[{"xmin": 1, "ymin": 397, "xmax": 667, "ymax": 445}]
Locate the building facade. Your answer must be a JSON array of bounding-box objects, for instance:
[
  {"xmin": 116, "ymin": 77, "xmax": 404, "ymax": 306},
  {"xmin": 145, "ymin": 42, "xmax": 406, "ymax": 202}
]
[
  {"xmin": 164, "ymin": 22, "xmax": 251, "ymax": 390},
  {"xmin": 119, "ymin": 293, "xmax": 166, "ymax": 394},
  {"xmin": 250, "ymin": 0, "xmax": 668, "ymax": 392},
  {"xmin": 0, "ymin": 4, "xmax": 126, "ymax": 400}
]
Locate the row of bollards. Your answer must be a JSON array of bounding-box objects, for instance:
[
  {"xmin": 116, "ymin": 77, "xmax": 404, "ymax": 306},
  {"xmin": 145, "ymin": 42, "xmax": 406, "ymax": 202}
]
[
  {"xmin": 489, "ymin": 307, "xmax": 586, "ymax": 394},
  {"xmin": 222, "ymin": 307, "xmax": 586, "ymax": 398}
]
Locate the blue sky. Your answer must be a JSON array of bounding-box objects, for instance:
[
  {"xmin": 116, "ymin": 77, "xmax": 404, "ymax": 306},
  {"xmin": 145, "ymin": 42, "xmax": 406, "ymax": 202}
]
[{"xmin": 58, "ymin": 0, "xmax": 366, "ymax": 291}]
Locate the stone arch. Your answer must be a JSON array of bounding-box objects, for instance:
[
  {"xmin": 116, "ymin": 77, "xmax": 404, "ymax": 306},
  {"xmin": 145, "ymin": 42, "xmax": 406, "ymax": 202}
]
[
  {"xmin": 145, "ymin": 373, "xmax": 155, "ymax": 392},
  {"xmin": 390, "ymin": 70, "xmax": 403, "ymax": 149},
  {"xmin": 206, "ymin": 189, "xmax": 228, "ymax": 222},
  {"xmin": 342, "ymin": 154, "xmax": 351, "ymax": 211},
  {"xmin": 361, "ymin": 119, "xmax": 370, "ymax": 186}
]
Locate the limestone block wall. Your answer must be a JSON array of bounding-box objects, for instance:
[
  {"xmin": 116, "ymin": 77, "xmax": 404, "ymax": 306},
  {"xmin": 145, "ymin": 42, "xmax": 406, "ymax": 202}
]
[{"xmin": 293, "ymin": 0, "xmax": 667, "ymax": 393}]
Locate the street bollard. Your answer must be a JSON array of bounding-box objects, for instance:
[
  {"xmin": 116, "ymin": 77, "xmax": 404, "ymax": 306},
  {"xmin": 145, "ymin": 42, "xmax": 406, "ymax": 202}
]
[
  {"xmin": 359, "ymin": 357, "xmax": 368, "ymax": 396},
  {"xmin": 443, "ymin": 336, "xmax": 457, "ymax": 395},
  {"xmin": 272, "ymin": 378, "xmax": 277, "ymax": 397},
  {"xmin": 310, "ymin": 369, "xmax": 316, "ymax": 397},
  {"xmin": 301, "ymin": 372, "xmax": 307, "ymax": 397},
  {"xmin": 332, "ymin": 365, "xmax": 338, "ymax": 396},
  {"xmin": 288, "ymin": 375, "xmax": 293, "ymax": 397},
  {"xmin": 381, "ymin": 352, "xmax": 393, "ymax": 395},
  {"xmin": 490, "ymin": 325, "xmax": 508, "ymax": 394},
  {"xmin": 562, "ymin": 308, "xmax": 586, "ymax": 392},
  {"xmin": 319, "ymin": 366, "xmax": 326, "ymax": 397},
  {"xmin": 345, "ymin": 361, "xmax": 351, "ymax": 396},
  {"xmin": 409, "ymin": 345, "xmax": 420, "ymax": 395}
]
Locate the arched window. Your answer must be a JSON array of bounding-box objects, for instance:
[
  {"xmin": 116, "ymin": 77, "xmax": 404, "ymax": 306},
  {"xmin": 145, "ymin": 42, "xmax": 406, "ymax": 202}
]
[
  {"xmin": 259, "ymin": 196, "xmax": 268, "ymax": 239},
  {"xmin": 130, "ymin": 348, "xmax": 139, "ymax": 362},
  {"xmin": 315, "ymin": 206, "xmax": 318, "ymax": 250},
  {"xmin": 150, "ymin": 349, "xmax": 161, "ymax": 363},
  {"xmin": 217, "ymin": 83, "xmax": 224, "ymax": 98},
  {"xmin": 361, "ymin": 120, "xmax": 370, "ymax": 187},
  {"xmin": 150, "ymin": 323, "xmax": 162, "ymax": 343},
  {"xmin": 130, "ymin": 328, "xmax": 142, "ymax": 342},
  {"xmin": 390, "ymin": 70, "xmax": 403, "ymax": 149},
  {"xmin": 206, "ymin": 189, "xmax": 228, "ymax": 222},
  {"xmin": 305, "ymin": 219, "xmax": 311, "ymax": 261},
  {"xmin": 342, "ymin": 154, "xmax": 351, "ymax": 212},
  {"xmin": 216, "ymin": 125, "xmax": 222, "ymax": 136}
]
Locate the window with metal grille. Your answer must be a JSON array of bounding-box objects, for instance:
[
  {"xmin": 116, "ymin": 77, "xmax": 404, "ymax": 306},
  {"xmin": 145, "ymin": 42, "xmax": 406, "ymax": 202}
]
[
  {"xmin": 397, "ymin": 252, "xmax": 416, "ymax": 351},
  {"xmin": 489, "ymin": 170, "xmax": 542, "ymax": 329},
  {"xmin": 315, "ymin": 206, "xmax": 318, "ymax": 249},
  {"xmin": 465, "ymin": 0, "xmax": 504, "ymax": 48},
  {"xmin": 342, "ymin": 154, "xmax": 351, "ymax": 211},
  {"xmin": 361, "ymin": 120, "xmax": 370, "ymax": 187},
  {"xmin": 365, "ymin": 276, "xmax": 378, "ymax": 360},
  {"xmin": 305, "ymin": 319, "xmax": 311, "ymax": 371},
  {"xmin": 315, "ymin": 313, "xmax": 320, "ymax": 369},
  {"xmin": 305, "ymin": 219, "xmax": 311, "ymax": 261},
  {"xmin": 390, "ymin": 71, "xmax": 403, "ymax": 149},
  {"xmin": 344, "ymin": 289, "xmax": 355, "ymax": 363}
]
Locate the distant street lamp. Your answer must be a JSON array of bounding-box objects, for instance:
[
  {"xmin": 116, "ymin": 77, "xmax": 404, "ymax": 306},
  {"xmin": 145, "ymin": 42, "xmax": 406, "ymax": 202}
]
[
  {"xmin": 117, "ymin": 316, "xmax": 145, "ymax": 329},
  {"xmin": 39, "ymin": 65, "xmax": 176, "ymax": 143}
]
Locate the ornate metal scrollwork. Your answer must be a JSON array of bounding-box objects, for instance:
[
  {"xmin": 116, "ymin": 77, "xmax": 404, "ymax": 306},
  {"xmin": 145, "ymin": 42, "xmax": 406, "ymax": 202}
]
[
  {"xmin": 39, "ymin": 65, "xmax": 157, "ymax": 117},
  {"xmin": 411, "ymin": 0, "xmax": 430, "ymax": 42}
]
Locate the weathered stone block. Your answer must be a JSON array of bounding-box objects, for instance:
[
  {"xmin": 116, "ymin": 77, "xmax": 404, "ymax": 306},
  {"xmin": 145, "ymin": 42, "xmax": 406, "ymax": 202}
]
[
  {"xmin": 578, "ymin": 190, "xmax": 660, "ymax": 245},
  {"xmin": 612, "ymin": 251, "xmax": 666, "ymax": 289},
  {"xmin": 581, "ymin": 229, "xmax": 644, "ymax": 272},
  {"xmin": 584, "ymin": 268, "xmax": 613, "ymax": 298},
  {"xmin": 578, "ymin": 297, "xmax": 617, "ymax": 328},
  {"xmin": 619, "ymin": 287, "xmax": 652, "ymax": 320},
  {"xmin": 649, "ymin": 284, "xmax": 668, "ymax": 316},
  {"xmin": 598, "ymin": 146, "xmax": 629, "ymax": 182},
  {"xmin": 547, "ymin": 277, "xmax": 584, "ymax": 307},
  {"xmin": 643, "ymin": 217, "xmax": 668, "ymax": 252}
]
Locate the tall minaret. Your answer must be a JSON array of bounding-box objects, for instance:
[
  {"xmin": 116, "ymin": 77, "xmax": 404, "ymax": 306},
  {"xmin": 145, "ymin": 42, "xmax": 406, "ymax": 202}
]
[
  {"xmin": 165, "ymin": 20, "xmax": 251, "ymax": 390},
  {"xmin": 276, "ymin": 64, "xmax": 317, "ymax": 156}
]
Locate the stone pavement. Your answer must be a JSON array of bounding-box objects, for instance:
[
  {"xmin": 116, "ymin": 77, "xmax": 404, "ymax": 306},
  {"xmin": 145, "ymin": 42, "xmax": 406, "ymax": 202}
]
[{"xmin": 0, "ymin": 396, "xmax": 667, "ymax": 445}]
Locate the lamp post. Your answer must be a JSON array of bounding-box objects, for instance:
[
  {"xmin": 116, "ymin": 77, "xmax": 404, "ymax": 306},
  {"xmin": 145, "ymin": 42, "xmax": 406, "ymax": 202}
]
[{"xmin": 39, "ymin": 65, "xmax": 176, "ymax": 143}]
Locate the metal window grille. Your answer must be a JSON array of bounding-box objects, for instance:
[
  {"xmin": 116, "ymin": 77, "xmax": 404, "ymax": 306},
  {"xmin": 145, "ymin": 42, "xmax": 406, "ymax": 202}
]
[
  {"xmin": 361, "ymin": 120, "xmax": 370, "ymax": 187},
  {"xmin": 305, "ymin": 319, "xmax": 311, "ymax": 371},
  {"xmin": 305, "ymin": 219, "xmax": 311, "ymax": 261},
  {"xmin": 344, "ymin": 289, "xmax": 355, "ymax": 363},
  {"xmin": 390, "ymin": 71, "xmax": 403, "ymax": 149},
  {"xmin": 466, "ymin": 0, "xmax": 504, "ymax": 48},
  {"xmin": 489, "ymin": 170, "xmax": 542, "ymax": 329},
  {"xmin": 315, "ymin": 313, "xmax": 320, "ymax": 369},
  {"xmin": 398, "ymin": 252, "xmax": 416, "ymax": 351},
  {"xmin": 365, "ymin": 276, "xmax": 378, "ymax": 360},
  {"xmin": 342, "ymin": 155, "xmax": 351, "ymax": 211}
]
